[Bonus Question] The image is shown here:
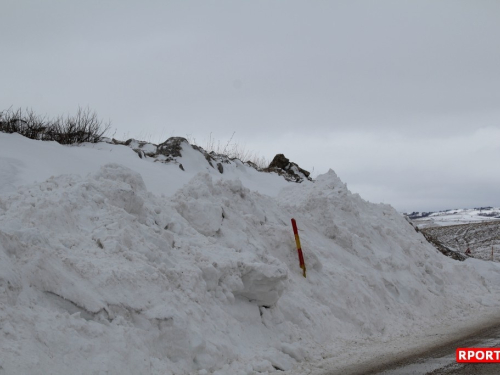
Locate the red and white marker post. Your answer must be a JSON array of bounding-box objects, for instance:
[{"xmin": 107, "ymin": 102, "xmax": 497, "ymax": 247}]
[{"xmin": 291, "ymin": 218, "xmax": 306, "ymax": 278}]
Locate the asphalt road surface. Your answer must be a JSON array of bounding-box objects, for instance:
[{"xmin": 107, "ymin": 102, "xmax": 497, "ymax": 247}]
[{"xmin": 368, "ymin": 325, "xmax": 500, "ymax": 374}]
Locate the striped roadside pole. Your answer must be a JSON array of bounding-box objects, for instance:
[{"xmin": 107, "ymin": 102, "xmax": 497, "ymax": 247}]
[{"xmin": 291, "ymin": 218, "xmax": 306, "ymax": 278}]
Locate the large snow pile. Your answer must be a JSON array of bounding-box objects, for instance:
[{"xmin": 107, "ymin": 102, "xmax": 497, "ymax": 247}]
[{"xmin": 1, "ymin": 133, "xmax": 500, "ymax": 375}]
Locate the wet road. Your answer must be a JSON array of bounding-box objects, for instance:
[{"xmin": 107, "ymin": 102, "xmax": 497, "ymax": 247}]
[
  {"xmin": 369, "ymin": 325, "xmax": 500, "ymax": 374},
  {"xmin": 318, "ymin": 316, "xmax": 500, "ymax": 375}
]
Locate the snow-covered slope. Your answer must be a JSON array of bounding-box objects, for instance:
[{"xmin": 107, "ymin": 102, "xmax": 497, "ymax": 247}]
[
  {"xmin": 408, "ymin": 207, "xmax": 500, "ymax": 228},
  {"xmin": 421, "ymin": 221, "xmax": 500, "ymax": 262},
  {"xmin": 1, "ymin": 133, "xmax": 500, "ymax": 375}
]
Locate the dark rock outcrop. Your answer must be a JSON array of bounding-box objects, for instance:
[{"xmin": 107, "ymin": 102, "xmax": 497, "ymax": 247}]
[
  {"xmin": 157, "ymin": 137, "xmax": 188, "ymax": 158},
  {"xmin": 106, "ymin": 138, "xmax": 312, "ymax": 182},
  {"xmin": 217, "ymin": 163, "xmax": 224, "ymax": 174},
  {"xmin": 265, "ymin": 154, "xmax": 312, "ymax": 183},
  {"xmin": 112, "ymin": 138, "xmax": 157, "ymax": 158}
]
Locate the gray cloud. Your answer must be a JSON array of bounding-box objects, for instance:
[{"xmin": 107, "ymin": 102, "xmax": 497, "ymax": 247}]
[{"xmin": 2, "ymin": 0, "xmax": 499, "ymax": 211}]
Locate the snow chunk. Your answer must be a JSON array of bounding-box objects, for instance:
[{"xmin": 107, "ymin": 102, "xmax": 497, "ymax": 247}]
[
  {"xmin": 281, "ymin": 342, "xmax": 306, "ymax": 362},
  {"xmin": 93, "ymin": 163, "xmax": 146, "ymax": 192},
  {"xmin": 93, "ymin": 163, "xmax": 146, "ymax": 216},
  {"xmin": 173, "ymin": 173, "xmax": 223, "ymax": 236},
  {"xmin": 235, "ymin": 262, "xmax": 287, "ymax": 306}
]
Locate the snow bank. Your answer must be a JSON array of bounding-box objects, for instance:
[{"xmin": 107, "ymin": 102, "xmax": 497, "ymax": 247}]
[{"xmin": 1, "ymin": 133, "xmax": 500, "ymax": 374}]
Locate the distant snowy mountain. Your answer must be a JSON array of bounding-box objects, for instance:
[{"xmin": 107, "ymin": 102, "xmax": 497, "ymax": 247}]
[
  {"xmin": 406, "ymin": 207, "xmax": 500, "ymax": 227},
  {"xmin": 2, "ymin": 132, "xmax": 500, "ymax": 375}
]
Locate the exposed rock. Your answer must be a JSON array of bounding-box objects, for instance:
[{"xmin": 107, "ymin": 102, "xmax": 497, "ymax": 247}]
[
  {"xmin": 112, "ymin": 138, "xmax": 157, "ymax": 158},
  {"xmin": 265, "ymin": 154, "xmax": 312, "ymax": 183},
  {"xmin": 134, "ymin": 149, "xmax": 144, "ymax": 159},
  {"xmin": 244, "ymin": 161, "xmax": 259, "ymax": 170},
  {"xmin": 191, "ymin": 145, "xmax": 215, "ymax": 168},
  {"xmin": 111, "ymin": 138, "xmax": 134, "ymax": 146},
  {"xmin": 157, "ymin": 137, "xmax": 188, "ymax": 159},
  {"xmin": 268, "ymin": 154, "xmax": 290, "ymax": 170},
  {"xmin": 104, "ymin": 138, "xmax": 312, "ymax": 184}
]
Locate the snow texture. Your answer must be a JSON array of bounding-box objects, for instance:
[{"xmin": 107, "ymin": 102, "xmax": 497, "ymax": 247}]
[{"xmin": 1, "ymin": 132, "xmax": 500, "ymax": 375}]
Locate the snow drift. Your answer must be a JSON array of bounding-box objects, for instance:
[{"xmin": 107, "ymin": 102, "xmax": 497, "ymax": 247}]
[{"xmin": 1, "ymin": 133, "xmax": 500, "ymax": 375}]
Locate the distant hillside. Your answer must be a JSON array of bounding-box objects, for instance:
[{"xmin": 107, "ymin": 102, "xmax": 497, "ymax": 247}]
[
  {"xmin": 406, "ymin": 207, "xmax": 500, "ymax": 228},
  {"xmin": 421, "ymin": 221, "xmax": 500, "ymax": 262}
]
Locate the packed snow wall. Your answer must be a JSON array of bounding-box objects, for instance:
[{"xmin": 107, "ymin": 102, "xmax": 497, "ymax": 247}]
[{"xmin": 1, "ymin": 134, "xmax": 500, "ymax": 375}]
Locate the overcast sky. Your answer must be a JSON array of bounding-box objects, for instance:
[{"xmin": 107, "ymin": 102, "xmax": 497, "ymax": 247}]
[{"xmin": 2, "ymin": 0, "xmax": 499, "ymax": 212}]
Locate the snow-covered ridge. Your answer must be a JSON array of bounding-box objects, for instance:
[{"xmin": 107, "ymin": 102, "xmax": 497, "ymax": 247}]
[
  {"xmin": 108, "ymin": 136, "xmax": 312, "ymax": 184},
  {"xmin": 407, "ymin": 207, "xmax": 500, "ymax": 228},
  {"xmin": 1, "ymin": 133, "xmax": 500, "ymax": 375}
]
